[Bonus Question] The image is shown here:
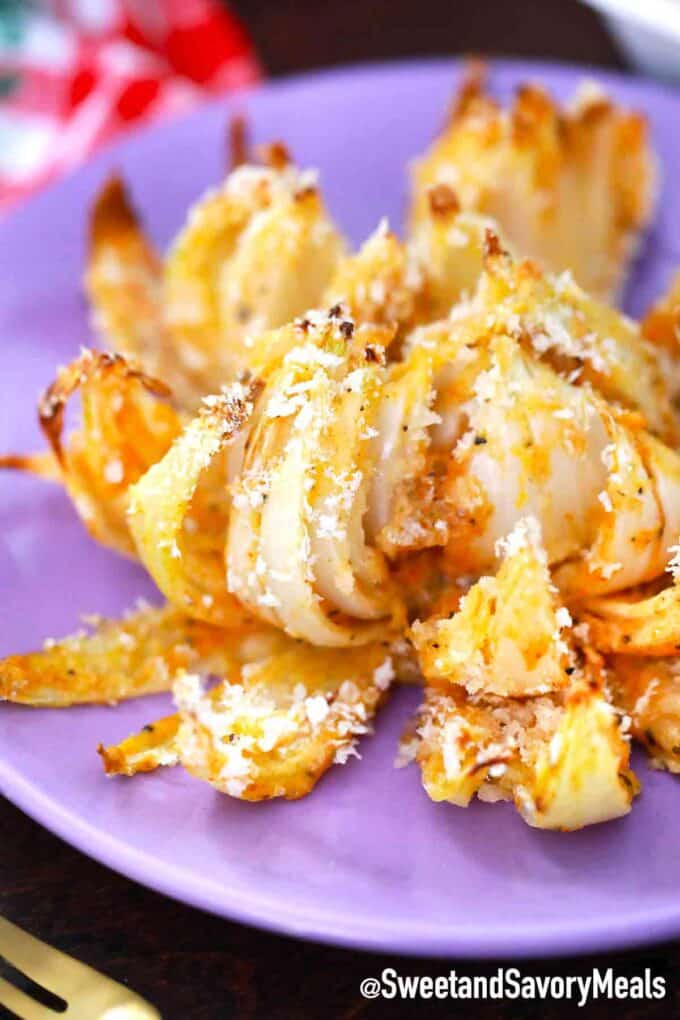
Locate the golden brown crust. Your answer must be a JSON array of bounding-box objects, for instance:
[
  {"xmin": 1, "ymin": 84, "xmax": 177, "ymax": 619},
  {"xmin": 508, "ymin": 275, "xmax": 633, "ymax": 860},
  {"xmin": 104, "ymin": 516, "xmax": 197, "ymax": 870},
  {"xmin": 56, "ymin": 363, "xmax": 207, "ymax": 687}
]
[
  {"xmin": 258, "ymin": 140, "xmax": 292, "ymax": 171},
  {"xmin": 38, "ymin": 349, "xmax": 171, "ymax": 464},
  {"xmin": 0, "ymin": 451, "xmax": 61, "ymax": 481},
  {"xmin": 89, "ymin": 175, "xmax": 144, "ymax": 249},
  {"xmin": 0, "ymin": 605, "xmax": 228, "ymax": 707},
  {"xmin": 427, "ymin": 182, "xmax": 461, "ymax": 217},
  {"xmin": 448, "ymin": 59, "xmax": 491, "ymax": 122},
  {"xmin": 98, "ymin": 714, "xmax": 181, "ymax": 775},
  {"xmin": 642, "ymin": 272, "xmax": 680, "ymax": 358},
  {"xmin": 227, "ymin": 114, "xmax": 250, "ymax": 170}
]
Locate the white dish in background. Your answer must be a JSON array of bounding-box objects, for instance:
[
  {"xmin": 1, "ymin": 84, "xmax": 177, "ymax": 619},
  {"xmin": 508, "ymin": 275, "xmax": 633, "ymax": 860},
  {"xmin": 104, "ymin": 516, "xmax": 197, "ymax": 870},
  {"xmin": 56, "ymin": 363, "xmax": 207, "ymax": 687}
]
[{"xmin": 583, "ymin": 0, "xmax": 680, "ymax": 81}]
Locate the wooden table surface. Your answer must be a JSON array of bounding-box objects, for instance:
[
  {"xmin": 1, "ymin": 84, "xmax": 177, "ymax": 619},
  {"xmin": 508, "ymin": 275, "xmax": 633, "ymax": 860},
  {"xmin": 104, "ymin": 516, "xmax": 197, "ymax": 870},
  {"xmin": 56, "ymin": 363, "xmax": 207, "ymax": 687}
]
[{"xmin": 3, "ymin": 2, "xmax": 679, "ymax": 1018}]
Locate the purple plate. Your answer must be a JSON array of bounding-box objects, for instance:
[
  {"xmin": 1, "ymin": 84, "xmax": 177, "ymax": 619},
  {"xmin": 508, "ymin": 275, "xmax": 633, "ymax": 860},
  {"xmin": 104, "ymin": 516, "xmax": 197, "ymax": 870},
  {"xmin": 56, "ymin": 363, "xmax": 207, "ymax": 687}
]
[{"xmin": 2, "ymin": 60, "xmax": 680, "ymax": 959}]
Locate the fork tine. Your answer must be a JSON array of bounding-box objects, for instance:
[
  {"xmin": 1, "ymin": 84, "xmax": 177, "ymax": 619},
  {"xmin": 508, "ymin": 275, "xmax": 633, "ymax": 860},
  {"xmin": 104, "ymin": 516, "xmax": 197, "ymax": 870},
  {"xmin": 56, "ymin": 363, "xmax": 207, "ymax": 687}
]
[
  {"xmin": 0, "ymin": 974, "xmax": 57, "ymax": 1020},
  {"xmin": 0, "ymin": 917, "xmax": 160, "ymax": 1019},
  {"xmin": 0, "ymin": 916, "xmax": 88, "ymax": 1006},
  {"xmin": 0, "ymin": 916, "xmax": 71, "ymax": 993}
]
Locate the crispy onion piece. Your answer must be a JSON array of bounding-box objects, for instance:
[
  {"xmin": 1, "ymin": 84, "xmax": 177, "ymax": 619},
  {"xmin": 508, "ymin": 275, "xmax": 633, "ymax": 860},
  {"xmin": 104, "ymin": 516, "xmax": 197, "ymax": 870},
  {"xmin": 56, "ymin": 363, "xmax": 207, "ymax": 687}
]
[
  {"xmin": 408, "ymin": 183, "xmax": 509, "ymax": 318},
  {"xmin": 241, "ymin": 311, "xmax": 389, "ymax": 384},
  {"xmin": 554, "ymin": 423, "xmax": 680, "ymax": 597},
  {"xmin": 411, "ymin": 518, "xmax": 572, "ymax": 697},
  {"xmin": 467, "ymin": 237, "xmax": 679, "ymax": 445},
  {"xmin": 609, "ymin": 655, "xmax": 680, "ymax": 773},
  {"xmin": 173, "ymin": 640, "xmax": 395, "ymax": 800},
  {"xmin": 380, "ymin": 321, "xmax": 493, "ymax": 558},
  {"xmin": 128, "ymin": 381, "xmax": 259, "ymax": 626},
  {"xmin": 365, "ymin": 338, "xmax": 444, "ymax": 556},
  {"xmin": 520, "ymin": 665, "xmax": 637, "ymax": 831},
  {"xmin": 405, "ymin": 648, "xmax": 637, "ymax": 831},
  {"xmin": 100, "ymin": 634, "xmax": 418, "ymax": 780},
  {"xmin": 642, "ymin": 271, "xmax": 680, "ymax": 401},
  {"xmin": 37, "ymin": 349, "xmax": 182, "ymax": 558},
  {"xmin": 642, "ymin": 270, "xmax": 680, "ymax": 356},
  {"xmin": 0, "ymin": 451, "xmax": 61, "ymax": 481},
  {"xmin": 385, "ymin": 321, "xmax": 606, "ymax": 568},
  {"xmin": 86, "ymin": 176, "xmax": 161, "ymax": 361},
  {"xmin": 227, "ymin": 315, "xmax": 403, "ymax": 645},
  {"xmin": 99, "ymin": 714, "xmax": 181, "ymax": 776},
  {"xmin": 405, "ymin": 327, "xmax": 680, "ymax": 596},
  {"xmin": 575, "ymin": 575, "xmax": 680, "ymax": 656},
  {"xmin": 86, "ymin": 176, "xmax": 203, "ymax": 409},
  {"xmin": 381, "ymin": 320, "xmax": 680, "ymax": 597},
  {"xmin": 0, "ymin": 604, "xmax": 232, "ymax": 707},
  {"xmin": 163, "ymin": 164, "xmax": 345, "ymax": 383},
  {"xmin": 410, "ymin": 65, "xmax": 656, "ymax": 301},
  {"xmin": 440, "ymin": 332, "xmax": 610, "ymax": 575},
  {"xmin": 307, "ymin": 351, "xmax": 392, "ymax": 619},
  {"xmin": 322, "ymin": 221, "xmax": 427, "ymax": 338},
  {"xmin": 405, "ymin": 228, "xmax": 677, "ymax": 443}
]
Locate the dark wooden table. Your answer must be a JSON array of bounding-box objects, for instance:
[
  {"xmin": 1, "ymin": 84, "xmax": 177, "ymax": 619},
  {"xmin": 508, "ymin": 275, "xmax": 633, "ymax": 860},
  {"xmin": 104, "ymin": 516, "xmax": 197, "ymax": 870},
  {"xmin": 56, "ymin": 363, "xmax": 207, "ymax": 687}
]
[{"xmin": 3, "ymin": 2, "xmax": 678, "ymax": 1018}]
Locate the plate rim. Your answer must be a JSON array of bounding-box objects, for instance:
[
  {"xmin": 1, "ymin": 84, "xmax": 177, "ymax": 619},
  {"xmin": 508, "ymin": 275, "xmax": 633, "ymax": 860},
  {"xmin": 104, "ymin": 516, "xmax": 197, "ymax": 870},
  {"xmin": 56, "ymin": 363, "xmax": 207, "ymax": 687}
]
[
  {"xmin": 5, "ymin": 748, "xmax": 680, "ymax": 959},
  {"xmin": 2, "ymin": 56, "xmax": 680, "ymax": 959}
]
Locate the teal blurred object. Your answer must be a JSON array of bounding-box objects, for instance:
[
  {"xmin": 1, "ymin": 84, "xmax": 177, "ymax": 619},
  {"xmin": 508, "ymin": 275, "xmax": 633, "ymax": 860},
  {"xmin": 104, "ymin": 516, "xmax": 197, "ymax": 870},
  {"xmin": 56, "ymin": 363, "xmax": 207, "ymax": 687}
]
[
  {"xmin": 0, "ymin": 0, "xmax": 27, "ymax": 46},
  {"xmin": 0, "ymin": 1, "xmax": 27, "ymax": 101}
]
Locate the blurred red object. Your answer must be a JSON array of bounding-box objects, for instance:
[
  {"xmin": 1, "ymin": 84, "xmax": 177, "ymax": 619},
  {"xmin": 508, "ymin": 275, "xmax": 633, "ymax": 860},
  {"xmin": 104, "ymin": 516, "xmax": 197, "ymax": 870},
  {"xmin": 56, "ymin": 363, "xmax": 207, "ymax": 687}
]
[{"xmin": 0, "ymin": 0, "xmax": 261, "ymax": 211}]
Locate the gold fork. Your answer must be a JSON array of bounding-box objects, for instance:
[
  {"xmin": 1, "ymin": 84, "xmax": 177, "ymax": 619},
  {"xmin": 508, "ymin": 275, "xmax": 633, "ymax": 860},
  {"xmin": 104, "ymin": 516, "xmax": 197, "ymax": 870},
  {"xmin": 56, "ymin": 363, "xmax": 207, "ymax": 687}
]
[{"xmin": 0, "ymin": 916, "xmax": 161, "ymax": 1019}]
